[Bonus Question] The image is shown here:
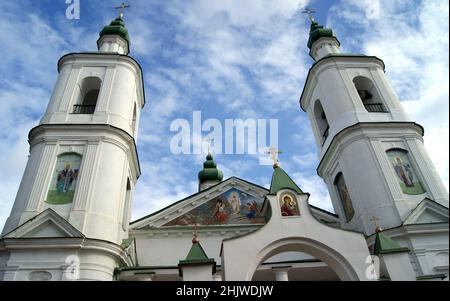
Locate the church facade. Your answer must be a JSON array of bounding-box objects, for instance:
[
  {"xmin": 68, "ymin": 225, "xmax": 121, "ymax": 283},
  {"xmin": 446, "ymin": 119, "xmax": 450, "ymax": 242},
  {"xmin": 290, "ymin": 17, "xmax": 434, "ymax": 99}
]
[{"xmin": 0, "ymin": 13, "xmax": 448, "ymax": 281}]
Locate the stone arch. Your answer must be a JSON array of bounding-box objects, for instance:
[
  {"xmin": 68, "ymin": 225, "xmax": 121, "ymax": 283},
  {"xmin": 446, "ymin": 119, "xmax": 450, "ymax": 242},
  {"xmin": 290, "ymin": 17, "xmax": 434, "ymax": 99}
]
[{"xmin": 247, "ymin": 237, "xmax": 360, "ymax": 281}]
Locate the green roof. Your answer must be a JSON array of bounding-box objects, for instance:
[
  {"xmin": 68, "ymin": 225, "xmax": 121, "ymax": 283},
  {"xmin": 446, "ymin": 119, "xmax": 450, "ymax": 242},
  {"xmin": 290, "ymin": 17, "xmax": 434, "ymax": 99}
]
[
  {"xmin": 198, "ymin": 153, "xmax": 224, "ymax": 183},
  {"xmin": 373, "ymin": 232, "xmax": 410, "ymax": 255},
  {"xmin": 99, "ymin": 17, "xmax": 130, "ymax": 44},
  {"xmin": 121, "ymin": 238, "xmax": 134, "ymax": 249},
  {"xmin": 307, "ymin": 21, "xmax": 336, "ymax": 49},
  {"xmin": 269, "ymin": 166, "xmax": 303, "ymax": 195},
  {"xmin": 179, "ymin": 241, "xmax": 214, "ymax": 264}
]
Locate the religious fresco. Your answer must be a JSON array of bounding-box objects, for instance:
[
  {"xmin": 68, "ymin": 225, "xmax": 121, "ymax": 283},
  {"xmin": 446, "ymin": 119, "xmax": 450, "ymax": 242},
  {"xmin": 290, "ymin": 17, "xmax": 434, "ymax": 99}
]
[
  {"xmin": 335, "ymin": 173, "xmax": 355, "ymax": 222},
  {"xmin": 46, "ymin": 153, "xmax": 81, "ymax": 205},
  {"xmin": 163, "ymin": 188, "xmax": 266, "ymax": 226},
  {"xmin": 387, "ymin": 150, "xmax": 426, "ymax": 195},
  {"xmin": 279, "ymin": 194, "xmax": 300, "ymax": 217}
]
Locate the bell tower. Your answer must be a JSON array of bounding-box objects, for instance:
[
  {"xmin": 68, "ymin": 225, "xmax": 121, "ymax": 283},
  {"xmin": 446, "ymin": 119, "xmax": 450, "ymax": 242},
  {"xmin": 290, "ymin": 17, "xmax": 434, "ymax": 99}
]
[
  {"xmin": 299, "ymin": 19, "xmax": 448, "ymax": 235},
  {"xmin": 1, "ymin": 9, "xmax": 144, "ymax": 280}
]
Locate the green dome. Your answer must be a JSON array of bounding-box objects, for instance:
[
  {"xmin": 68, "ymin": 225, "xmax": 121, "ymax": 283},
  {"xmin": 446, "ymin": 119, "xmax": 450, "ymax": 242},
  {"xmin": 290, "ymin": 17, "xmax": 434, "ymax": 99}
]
[
  {"xmin": 307, "ymin": 21, "xmax": 335, "ymax": 49},
  {"xmin": 198, "ymin": 154, "xmax": 224, "ymax": 183},
  {"xmin": 99, "ymin": 17, "xmax": 130, "ymax": 44}
]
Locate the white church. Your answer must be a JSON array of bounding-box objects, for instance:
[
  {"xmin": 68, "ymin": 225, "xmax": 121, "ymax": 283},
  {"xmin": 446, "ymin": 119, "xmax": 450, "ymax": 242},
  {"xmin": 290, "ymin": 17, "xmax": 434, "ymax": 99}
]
[{"xmin": 0, "ymin": 10, "xmax": 448, "ymax": 281}]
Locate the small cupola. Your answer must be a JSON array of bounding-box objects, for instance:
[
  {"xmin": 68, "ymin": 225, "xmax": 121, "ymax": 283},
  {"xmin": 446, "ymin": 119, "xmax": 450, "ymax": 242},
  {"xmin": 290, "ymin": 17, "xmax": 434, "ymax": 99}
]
[
  {"xmin": 97, "ymin": 16, "xmax": 130, "ymax": 55},
  {"xmin": 198, "ymin": 153, "xmax": 224, "ymax": 191},
  {"xmin": 307, "ymin": 20, "xmax": 341, "ymax": 61}
]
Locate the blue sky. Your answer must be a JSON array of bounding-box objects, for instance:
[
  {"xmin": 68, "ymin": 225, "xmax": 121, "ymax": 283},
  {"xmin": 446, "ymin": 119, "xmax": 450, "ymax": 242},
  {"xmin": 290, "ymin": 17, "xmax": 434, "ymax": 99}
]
[{"xmin": 0, "ymin": 0, "xmax": 448, "ymax": 228}]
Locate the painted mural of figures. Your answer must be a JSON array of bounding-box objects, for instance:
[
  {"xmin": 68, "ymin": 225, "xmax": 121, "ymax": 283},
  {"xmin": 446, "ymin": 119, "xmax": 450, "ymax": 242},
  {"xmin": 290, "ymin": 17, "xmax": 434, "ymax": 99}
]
[
  {"xmin": 47, "ymin": 153, "xmax": 82, "ymax": 205},
  {"xmin": 56, "ymin": 164, "xmax": 79, "ymax": 193},
  {"xmin": 229, "ymin": 192, "xmax": 241, "ymax": 215},
  {"xmin": 245, "ymin": 201, "xmax": 260, "ymax": 219},
  {"xmin": 213, "ymin": 199, "xmax": 228, "ymax": 223},
  {"xmin": 341, "ymin": 184, "xmax": 354, "ymax": 220},
  {"xmin": 393, "ymin": 157, "xmax": 414, "ymax": 187}
]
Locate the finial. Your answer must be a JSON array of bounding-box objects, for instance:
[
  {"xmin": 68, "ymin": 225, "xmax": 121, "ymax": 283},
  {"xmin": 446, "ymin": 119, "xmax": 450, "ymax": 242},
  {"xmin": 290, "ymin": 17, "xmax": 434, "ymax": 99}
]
[
  {"xmin": 192, "ymin": 224, "xmax": 200, "ymax": 244},
  {"xmin": 301, "ymin": 7, "xmax": 317, "ymax": 24},
  {"xmin": 265, "ymin": 146, "xmax": 282, "ymax": 169},
  {"xmin": 369, "ymin": 216, "xmax": 383, "ymax": 233},
  {"xmin": 115, "ymin": 2, "xmax": 130, "ymax": 18}
]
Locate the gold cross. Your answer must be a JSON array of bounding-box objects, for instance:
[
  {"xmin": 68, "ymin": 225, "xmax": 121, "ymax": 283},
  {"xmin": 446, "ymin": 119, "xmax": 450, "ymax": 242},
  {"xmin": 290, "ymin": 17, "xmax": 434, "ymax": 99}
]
[
  {"xmin": 369, "ymin": 216, "xmax": 383, "ymax": 232},
  {"xmin": 265, "ymin": 146, "xmax": 282, "ymax": 168},
  {"xmin": 192, "ymin": 224, "xmax": 199, "ymax": 244},
  {"xmin": 301, "ymin": 7, "xmax": 317, "ymax": 23},
  {"xmin": 115, "ymin": 2, "xmax": 130, "ymax": 18}
]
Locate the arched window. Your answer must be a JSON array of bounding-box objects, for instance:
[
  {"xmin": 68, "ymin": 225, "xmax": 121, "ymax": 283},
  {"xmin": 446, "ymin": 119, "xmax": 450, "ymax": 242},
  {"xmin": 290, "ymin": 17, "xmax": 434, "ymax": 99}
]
[
  {"xmin": 47, "ymin": 153, "xmax": 82, "ymax": 205},
  {"xmin": 334, "ymin": 173, "xmax": 355, "ymax": 222},
  {"xmin": 132, "ymin": 103, "xmax": 137, "ymax": 135},
  {"xmin": 73, "ymin": 77, "xmax": 102, "ymax": 114},
  {"xmin": 314, "ymin": 100, "xmax": 330, "ymax": 144},
  {"xmin": 122, "ymin": 178, "xmax": 132, "ymax": 231},
  {"xmin": 353, "ymin": 76, "xmax": 387, "ymax": 113},
  {"xmin": 386, "ymin": 149, "xmax": 426, "ymax": 195}
]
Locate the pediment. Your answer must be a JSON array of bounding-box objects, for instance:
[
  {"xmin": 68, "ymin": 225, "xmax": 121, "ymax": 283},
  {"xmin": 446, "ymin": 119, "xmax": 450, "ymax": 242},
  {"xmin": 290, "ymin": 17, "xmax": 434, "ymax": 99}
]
[
  {"xmin": 3, "ymin": 209, "xmax": 84, "ymax": 239},
  {"xmin": 404, "ymin": 198, "xmax": 449, "ymax": 225},
  {"xmin": 130, "ymin": 177, "xmax": 269, "ymax": 230}
]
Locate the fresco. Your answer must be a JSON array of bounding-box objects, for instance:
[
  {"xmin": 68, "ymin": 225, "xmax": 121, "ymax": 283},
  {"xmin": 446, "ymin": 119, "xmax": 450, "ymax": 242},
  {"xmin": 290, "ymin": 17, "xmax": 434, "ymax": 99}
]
[
  {"xmin": 387, "ymin": 150, "xmax": 426, "ymax": 195},
  {"xmin": 279, "ymin": 194, "xmax": 300, "ymax": 217},
  {"xmin": 163, "ymin": 188, "xmax": 266, "ymax": 226},
  {"xmin": 46, "ymin": 153, "xmax": 81, "ymax": 205},
  {"xmin": 335, "ymin": 173, "xmax": 355, "ymax": 222}
]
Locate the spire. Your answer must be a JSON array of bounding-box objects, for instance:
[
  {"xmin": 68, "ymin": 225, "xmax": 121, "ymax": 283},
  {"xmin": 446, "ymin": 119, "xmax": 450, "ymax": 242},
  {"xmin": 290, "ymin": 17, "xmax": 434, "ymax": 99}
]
[
  {"xmin": 269, "ymin": 165, "xmax": 303, "ymax": 195},
  {"xmin": 198, "ymin": 153, "xmax": 224, "ymax": 191},
  {"xmin": 178, "ymin": 229, "xmax": 217, "ymax": 278},
  {"xmin": 373, "ymin": 231, "xmax": 410, "ymax": 255}
]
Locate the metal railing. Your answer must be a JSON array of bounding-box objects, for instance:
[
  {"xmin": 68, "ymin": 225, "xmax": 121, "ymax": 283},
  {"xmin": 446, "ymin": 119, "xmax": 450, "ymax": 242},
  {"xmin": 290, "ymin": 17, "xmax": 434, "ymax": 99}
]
[
  {"xmin": 364, "ymin": 103, "xmax": 387, "ymax": 113},
  {"xmin": 73, "ymin": 105, "xmax": 96, "ymax": 114}
]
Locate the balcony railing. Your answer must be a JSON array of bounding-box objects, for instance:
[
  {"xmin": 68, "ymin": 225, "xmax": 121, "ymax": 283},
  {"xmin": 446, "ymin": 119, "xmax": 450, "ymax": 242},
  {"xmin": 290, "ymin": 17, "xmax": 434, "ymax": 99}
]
[
  {"xmin": 364, "ymin": 103, "xmax": 387, "ymax": 113},
  {"xmin": 73, "ymin": 105, "xmax": 96, "ymax": 114}
]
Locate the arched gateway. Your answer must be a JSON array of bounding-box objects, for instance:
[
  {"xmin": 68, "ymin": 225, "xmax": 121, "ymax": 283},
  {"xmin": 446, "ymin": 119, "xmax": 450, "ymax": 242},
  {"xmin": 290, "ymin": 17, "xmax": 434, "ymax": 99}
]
[{"xmin": 221, "ymin": 166, "xmax": 375, "ymax": 281}]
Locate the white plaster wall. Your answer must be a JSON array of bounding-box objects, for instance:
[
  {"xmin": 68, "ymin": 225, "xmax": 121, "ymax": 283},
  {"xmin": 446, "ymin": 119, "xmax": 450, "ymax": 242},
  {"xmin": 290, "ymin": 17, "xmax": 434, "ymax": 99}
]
[
  {"xmin": 40, "ymin": 54, "xmax": 143, "ymax": 140},
  {"xmin": 181, "ymin": 265, "xmax": 213, "ymax": 281},
  {"xmin": 2, "ymin": 143, "xmax": 45, "ymax": 235},
  {"xmin": 134, "ymin": 233, "xmax": 237, "ymax": 267},
  {"xmin": 1, "ymin": 247, "xmax": 119, "ymax": 281}
]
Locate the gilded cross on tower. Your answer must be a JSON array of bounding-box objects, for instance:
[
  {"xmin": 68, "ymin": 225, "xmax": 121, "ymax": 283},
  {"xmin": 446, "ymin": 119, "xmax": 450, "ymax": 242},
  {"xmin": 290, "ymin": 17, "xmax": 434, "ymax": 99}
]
[
  {"xmin": 369, "ymin": 216, "xmax": 383, "ymax": 233},
  {"xmin": 301, "ymin": 7, "xmax": 317, "ymax": 23},
  {"xmin": 265, "ymin": 146, "xmax": 283, "ymax": 168},
  {"xmin": 192, "ymin": 224, "xmax": 200, "ymax": 244},
  {"xmin": 115, "ymin": 2, "xmax": 130, "ymax": 18}
]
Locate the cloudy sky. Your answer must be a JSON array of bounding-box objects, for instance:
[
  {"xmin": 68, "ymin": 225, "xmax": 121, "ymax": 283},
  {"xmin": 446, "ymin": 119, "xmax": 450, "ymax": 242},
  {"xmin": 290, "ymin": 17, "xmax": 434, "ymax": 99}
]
[{"xmin": 0, "ymin": 0, "xmax": 448, "ymax": 228}]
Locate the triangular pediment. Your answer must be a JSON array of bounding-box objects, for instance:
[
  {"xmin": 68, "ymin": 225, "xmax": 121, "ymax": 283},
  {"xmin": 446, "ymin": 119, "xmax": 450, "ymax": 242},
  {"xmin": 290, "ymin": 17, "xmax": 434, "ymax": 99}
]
[
  {"xmin": 3, "ymin": 209, "xmax": 84, "ymax": 239},
  {"xmin": 130, "ymin": 177, "xmax": 270, "ymax": 230},
  {"xmin": 404, "ymin": 198, "xmax": 449, "ymax": 225}
]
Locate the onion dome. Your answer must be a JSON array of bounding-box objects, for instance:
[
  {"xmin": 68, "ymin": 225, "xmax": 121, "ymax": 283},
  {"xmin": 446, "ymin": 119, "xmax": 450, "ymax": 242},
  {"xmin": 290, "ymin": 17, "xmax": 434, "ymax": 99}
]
[
  {"xmin": 99, "ymin": 16, "xmax": 130, "ymax": 45},
  {"xmin": 198, "ymin": 153, "xmax": 224, "ymax": 184},
  {"xmin": 307, "ymin": 21, "xmax": 335, "ymax": 49}
]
